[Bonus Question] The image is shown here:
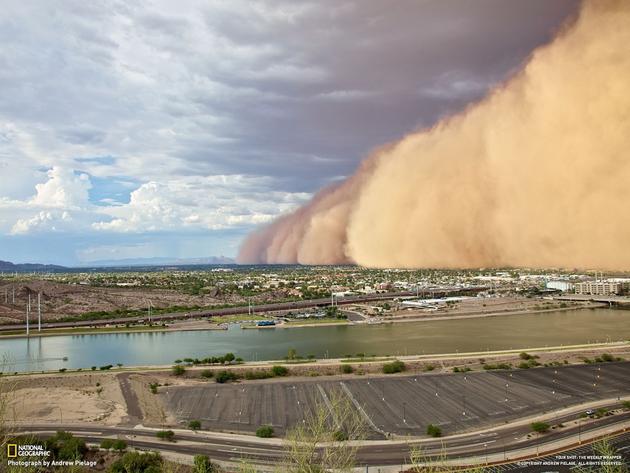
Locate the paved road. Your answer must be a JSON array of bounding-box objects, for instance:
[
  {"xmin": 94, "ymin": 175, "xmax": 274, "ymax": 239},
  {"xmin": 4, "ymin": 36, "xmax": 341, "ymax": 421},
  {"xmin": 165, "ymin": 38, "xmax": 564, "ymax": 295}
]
[
  {"xmin": 0, "ymin": 287, "xmax": 487, "ymax": 332},
  {"xmin": 117, "ymin": 373, "xmax": 143, "ymax": 424},
  {"xmin": 13, "ymin": 412, "xmax": 630, "ymax": 469},
  {"xmin": 499, "ymin": 432, "xmax": 630, "ymax": 472}
]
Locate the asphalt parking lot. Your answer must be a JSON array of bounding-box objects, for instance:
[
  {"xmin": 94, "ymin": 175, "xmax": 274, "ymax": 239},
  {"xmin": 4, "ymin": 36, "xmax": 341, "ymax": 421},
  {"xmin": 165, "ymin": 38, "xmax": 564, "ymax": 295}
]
[{"xmin": 162, "ymin": 361, "xmax": 630, "ymax": 437}]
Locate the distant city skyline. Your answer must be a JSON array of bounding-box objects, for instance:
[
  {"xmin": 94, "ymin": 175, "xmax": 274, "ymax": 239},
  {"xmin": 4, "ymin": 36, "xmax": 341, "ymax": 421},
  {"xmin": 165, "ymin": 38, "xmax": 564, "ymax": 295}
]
[{"xmin": 0, "ymin": 0, "xmax": 577, "ymax": 265}]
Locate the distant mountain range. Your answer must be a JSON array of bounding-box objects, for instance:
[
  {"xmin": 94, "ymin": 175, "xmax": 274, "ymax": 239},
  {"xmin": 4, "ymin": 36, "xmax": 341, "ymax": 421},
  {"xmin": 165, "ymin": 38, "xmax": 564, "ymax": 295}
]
[
  {"xmin": 0, "ymin": 256, "xmax": 236, "ymax": 272},
  {"xmin": 77, "ymin": 256, "xmax": 236, "ymax": 267},
  {"xmin": 0, "ymin": 260, "xmax": 68, "ymax": 272}
]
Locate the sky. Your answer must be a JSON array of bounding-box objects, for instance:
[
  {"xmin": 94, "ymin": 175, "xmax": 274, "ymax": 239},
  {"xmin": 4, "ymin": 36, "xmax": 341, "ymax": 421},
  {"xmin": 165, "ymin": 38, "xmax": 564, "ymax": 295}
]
[{"xmin": 0, "ymin": 0, "xmax": 578, "ymax": 266}]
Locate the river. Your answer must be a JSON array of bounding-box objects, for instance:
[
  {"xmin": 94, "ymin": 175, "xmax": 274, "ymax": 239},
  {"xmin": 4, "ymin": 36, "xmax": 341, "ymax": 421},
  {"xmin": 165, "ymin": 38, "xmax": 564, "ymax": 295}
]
[{"xmin": 1, "ymin": 308, "xmax": 629, "ymax": 373}]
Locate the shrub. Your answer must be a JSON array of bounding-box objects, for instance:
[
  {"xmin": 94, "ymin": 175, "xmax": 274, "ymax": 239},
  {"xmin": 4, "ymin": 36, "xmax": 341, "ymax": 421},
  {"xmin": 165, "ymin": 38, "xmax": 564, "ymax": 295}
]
[
  {"xmin": 333, "ymin": 430, "xmax": 348, "ymax": 441},
  {"xmin": 45, "ymin": 431, "xmax": 87, "ymax": 461},
  {"xmin": 200, "ymin": 369, "xmax": 214, "ymax": 379},
  {"xmin": 531, "ymin": 422, "xmax": 550, "ymax": 433},
  {"xmin": 426, "ymin": 424, "xmax": 442, "ymax": 437},
  {"xmin": 622, "ymin": 400, "xmax": 630, "ymax": 410},
  {"xmin": 424, "ymin": 364, "xmax": 436, "ymax": 372},
  {"xmin": 340, "ymin": 364, "xmax": 353, "ymax": 374},
  {"xmin": 109, "ymin": 451, "xmax": 162, "ymax": 473},
  {"xmin": 172, "ymin": 365, "xmax": 186, "ymax": 376},
  {"xmin": 271, "ymin": 365, "xmax": 289, "ymax": 377},
  {"xmin": 112, "ymin": 439, "xmax": 127, "ymax": 452},
  {"xmin": 382, "ymin": 360, "xmax": 405, "ymax": 374},
  {"xmin": 59, "ymin": 368, "xmax": 67, "ymax": 373},
  {"xmin": 194, "ymin": 455, "xmax": 220, "ymax": 473},
  {"xmin": 100, "ymin": 439, "xmax": 114, "ymax": 450},
  {"xmin": 91, "ymin": 366, "xmax": 96, "ymax": 371},
  {"xmin": 215, "ymin": 370, "xmax": 238, "ymax": 383},
  {"xmin": 188, "ymin": 420, "xmax": 202, "ymax": 431},
  {"xmin": 99, "ymin": 365, "xmax": 113, "ymax": 370},
  {"xmin": 256, "ymin": 425, "xmax": 274, "ymax": 438},
  {"xmin": 156, "ymin": 430, "xmax": 175, "ymax": 441},
  {"xmin": 244, "ymin": 370, "xmax": 273, "ymax": 380},
  {"xmin": 149, "ymin": 383, "xmax": 158, "ymax": 394}
]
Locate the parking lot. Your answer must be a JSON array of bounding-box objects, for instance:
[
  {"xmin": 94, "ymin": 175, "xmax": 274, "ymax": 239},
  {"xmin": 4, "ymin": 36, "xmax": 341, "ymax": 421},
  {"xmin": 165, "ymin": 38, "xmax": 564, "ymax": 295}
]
[{"xmin": 162, "ymin": 361, "xmax": 630, "ymax": 437}]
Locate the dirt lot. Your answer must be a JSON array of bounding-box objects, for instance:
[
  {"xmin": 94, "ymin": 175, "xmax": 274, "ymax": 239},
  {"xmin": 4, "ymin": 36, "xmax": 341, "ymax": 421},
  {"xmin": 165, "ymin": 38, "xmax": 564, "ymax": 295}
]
[{"xmin": 4, "ymin": 372, "xmax": 127, "ymax": 425}]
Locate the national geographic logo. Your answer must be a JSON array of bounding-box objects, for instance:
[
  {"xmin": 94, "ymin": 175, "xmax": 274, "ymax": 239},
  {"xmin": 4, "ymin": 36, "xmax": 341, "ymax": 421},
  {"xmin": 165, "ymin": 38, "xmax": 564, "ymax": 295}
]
[{"xmin": 7, "ymin": 444, "xmax": 17, "ymax": 458}]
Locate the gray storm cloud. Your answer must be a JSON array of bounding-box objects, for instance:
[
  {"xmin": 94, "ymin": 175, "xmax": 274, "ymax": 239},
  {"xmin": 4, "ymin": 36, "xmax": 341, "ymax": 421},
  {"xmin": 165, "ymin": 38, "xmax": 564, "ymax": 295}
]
[{"xmin": 238, "ymin": 0, "xmax": 630, "ymax": 270}]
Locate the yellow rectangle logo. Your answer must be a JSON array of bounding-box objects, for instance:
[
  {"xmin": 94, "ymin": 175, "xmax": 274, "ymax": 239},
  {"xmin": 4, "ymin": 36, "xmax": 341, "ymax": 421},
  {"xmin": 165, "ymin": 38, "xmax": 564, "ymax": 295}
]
[{"xmin": 7, "ymin": 444, "xmax": 17, "ymax": 458}]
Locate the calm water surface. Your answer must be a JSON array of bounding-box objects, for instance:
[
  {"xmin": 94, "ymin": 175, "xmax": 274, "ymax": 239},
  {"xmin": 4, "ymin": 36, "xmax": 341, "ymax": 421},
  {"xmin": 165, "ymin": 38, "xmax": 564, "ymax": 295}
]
[{"xmin": 1, "ymin": 308, "xmax": 629, "ymax": 372}]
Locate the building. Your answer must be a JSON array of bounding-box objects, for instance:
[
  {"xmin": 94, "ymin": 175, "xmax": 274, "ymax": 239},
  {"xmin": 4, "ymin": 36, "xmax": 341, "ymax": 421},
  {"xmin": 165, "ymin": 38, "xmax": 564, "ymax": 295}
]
[
  {"xmin": 546, "ymin": 280, "xmax": 575, "ymax": 292},
  {"xmin": 574, "ymin": 280, "xmax": 630, "ymax": 296}
]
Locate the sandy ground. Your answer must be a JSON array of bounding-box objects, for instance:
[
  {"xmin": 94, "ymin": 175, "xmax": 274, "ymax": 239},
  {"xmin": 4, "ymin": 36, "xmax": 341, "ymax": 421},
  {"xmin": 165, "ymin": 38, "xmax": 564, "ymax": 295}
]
[{"xmin": 4, "ymin": 372, "xmax": 127, "ymax": 425}]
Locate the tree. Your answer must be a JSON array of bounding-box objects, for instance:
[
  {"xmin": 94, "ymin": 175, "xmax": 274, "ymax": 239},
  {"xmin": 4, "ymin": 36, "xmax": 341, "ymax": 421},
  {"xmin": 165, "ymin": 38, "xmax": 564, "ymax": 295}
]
[
  {"xmin": 287, "ymin": 348, "xmax": 298, "ymax": 360},
  {"xmin": 223, "ymin": 352, "xmax": 235, "ymax": 363},
  {"xmin": 340, "ymin": 364, "xmax": 353, "ymax": 374},
  {"xmin": 189, "ymin": 420, "xmax": 202, "ymax": 431},
  {"xmin": 531, "ymin": 421, "xmax": 550, "ymax": 434},
  {"xmin": 172, "ymin": 365, "xmax": 186, "ymax": 376},
  {"xmin": 256, "ymin": 425, "xmax": 274, "ymax": 438},
  {"xmin": 280, "ymin": 388, "xmax": 366, "ymax": 472}
]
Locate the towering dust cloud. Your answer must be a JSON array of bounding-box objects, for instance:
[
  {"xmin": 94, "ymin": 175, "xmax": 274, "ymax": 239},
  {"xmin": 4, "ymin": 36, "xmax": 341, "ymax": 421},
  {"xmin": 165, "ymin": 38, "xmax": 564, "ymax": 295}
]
[{"xmin": 238, "ymin": 1, "xmax": 630, "ymax": 270}]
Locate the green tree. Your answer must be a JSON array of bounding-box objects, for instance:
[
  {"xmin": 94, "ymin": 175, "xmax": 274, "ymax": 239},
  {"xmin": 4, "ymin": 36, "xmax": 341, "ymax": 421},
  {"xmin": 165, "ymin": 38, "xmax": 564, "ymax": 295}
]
[
  {"xmin": 531, "ymin": 421, "xmax": 550, "ymax": 433},
  {"xmin": 188, "ymin": 420, "xmax": 202, "ymax": 431}
]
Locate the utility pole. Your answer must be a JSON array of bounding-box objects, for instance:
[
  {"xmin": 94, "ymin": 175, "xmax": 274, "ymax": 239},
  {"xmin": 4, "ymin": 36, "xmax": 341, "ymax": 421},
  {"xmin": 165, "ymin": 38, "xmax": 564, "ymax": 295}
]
[
  {"xmin": 12, "ymin": 287, "xmax": 15, "ymax": 304},
  {"xmin": 26, "ymin": 293, "xmax": 30, "ymax": 337},
  {"xmin": 38, "ymin": 292, "xmax": 41, "ymax": 332}
]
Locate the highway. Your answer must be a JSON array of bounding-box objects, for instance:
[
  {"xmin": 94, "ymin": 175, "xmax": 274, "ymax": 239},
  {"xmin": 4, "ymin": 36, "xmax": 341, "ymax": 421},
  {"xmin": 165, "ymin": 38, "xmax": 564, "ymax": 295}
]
[
  {"xmin": 0, "ymin": 286, "xmax": 487, "ymax": 332},
  {"xmin": 13, "ymin": 408, "xmax": 630, "ymax": 470}
]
